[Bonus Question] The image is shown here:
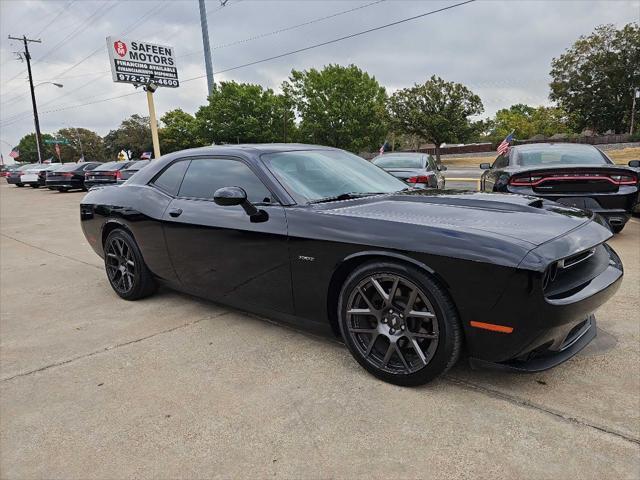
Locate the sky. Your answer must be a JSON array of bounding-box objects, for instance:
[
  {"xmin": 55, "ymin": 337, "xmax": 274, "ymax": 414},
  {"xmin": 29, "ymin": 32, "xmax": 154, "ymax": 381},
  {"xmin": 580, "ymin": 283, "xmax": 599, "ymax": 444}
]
[{"xmin": 0, "ymin": 0, "xmax": 638, "ymax": 161}]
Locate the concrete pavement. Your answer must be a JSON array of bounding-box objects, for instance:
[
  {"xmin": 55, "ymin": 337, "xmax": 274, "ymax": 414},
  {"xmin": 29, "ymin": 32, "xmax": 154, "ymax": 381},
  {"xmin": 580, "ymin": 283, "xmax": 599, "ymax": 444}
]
[{"xmin": 1, "ymin": 183, "xmax": 639, "ymax": 479}]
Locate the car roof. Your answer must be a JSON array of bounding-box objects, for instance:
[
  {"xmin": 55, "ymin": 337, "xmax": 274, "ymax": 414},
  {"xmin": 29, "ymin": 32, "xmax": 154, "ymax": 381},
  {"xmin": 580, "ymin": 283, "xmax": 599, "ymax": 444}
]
[
  {"xmin": 511, "ymin": 143, "xmax": 598, "ymax": 152},
  {"xmin": 168, "ymin": 143, "xmax": 339, "ymax": 158}
]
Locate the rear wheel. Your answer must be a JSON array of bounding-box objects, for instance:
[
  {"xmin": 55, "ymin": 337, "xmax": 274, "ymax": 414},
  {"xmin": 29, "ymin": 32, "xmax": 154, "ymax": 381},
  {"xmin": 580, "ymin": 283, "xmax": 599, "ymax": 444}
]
[
  {"xmin": 104, "ymin": 229, "xmax": 157, "ymax": 300},
  {"xmin": 16, "ymin": 183, "xmax": 24, "ymax": 187},
  {"xmin": 57, "ymin": 187, "xmax": 68, "ymax": 192},
  {"xmin": 30, "ymin": 184, "xmax": 39, "ymax": 188},
  {"xmin": 338, "ymin": 262, "xmax": 461, "ymax": 386}
]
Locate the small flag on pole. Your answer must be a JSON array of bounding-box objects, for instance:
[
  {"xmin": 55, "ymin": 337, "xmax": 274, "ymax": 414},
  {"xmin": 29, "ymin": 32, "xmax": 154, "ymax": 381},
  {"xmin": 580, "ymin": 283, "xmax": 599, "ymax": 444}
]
[
  {"xmin": 497, "ymin": 131, "xmax": 514, "ymax": 155},
  {"xmin": 9, "ymin": 148, "xmax": 19, "ymax": 159},
  {"xmin": 140, "ymin": 151, "xmax": 152, "ymax": 160},
  {"xmin": 379, "ymin": 141, "xmax": 388, "ymax": 155}
]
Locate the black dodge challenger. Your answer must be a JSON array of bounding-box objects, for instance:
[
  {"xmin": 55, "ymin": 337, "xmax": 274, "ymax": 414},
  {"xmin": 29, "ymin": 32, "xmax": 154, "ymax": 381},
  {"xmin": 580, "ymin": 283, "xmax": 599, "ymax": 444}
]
[
  {"xmin": 80, "ymin": 144, "xmax": 623, "ymax": 386},
  {"xmin": 480, "ymin": 143, "xmax": 640, "ymax": 233}
]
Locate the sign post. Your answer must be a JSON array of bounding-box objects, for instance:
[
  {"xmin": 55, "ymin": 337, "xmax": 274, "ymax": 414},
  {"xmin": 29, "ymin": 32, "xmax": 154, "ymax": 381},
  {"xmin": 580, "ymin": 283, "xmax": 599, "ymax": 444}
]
[{"xmin": 106, "ymin": 36, "xmax": 179, "ymax": 159}]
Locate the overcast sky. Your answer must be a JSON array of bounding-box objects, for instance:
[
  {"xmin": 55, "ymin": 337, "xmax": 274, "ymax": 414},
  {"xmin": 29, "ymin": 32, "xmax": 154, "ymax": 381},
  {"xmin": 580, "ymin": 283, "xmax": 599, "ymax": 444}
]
[{"xmin": 1, "ymin": 0, "xmax": 638, "ymax": 159}]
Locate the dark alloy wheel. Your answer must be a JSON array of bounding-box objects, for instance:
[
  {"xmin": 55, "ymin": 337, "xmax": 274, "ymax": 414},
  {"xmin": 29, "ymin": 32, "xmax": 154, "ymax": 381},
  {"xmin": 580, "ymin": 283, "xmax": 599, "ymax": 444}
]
[
  {"xmin": 338, "ymin": 262, "xmax": 461, "ymax": 386},
  {"xmin": 104, "ymin": 229, "xmax": 157, "ymax": 300}
]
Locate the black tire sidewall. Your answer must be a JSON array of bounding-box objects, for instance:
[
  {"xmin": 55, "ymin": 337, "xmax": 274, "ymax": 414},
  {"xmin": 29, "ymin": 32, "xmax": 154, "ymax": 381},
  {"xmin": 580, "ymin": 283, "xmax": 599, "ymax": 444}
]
[
  {"xmin": 104, "ymin": 229, "xmax": 155, "ymax": 300},
  {"xmin": 338, "ymin": 261, "xmax": 460, "ymax": 386}
]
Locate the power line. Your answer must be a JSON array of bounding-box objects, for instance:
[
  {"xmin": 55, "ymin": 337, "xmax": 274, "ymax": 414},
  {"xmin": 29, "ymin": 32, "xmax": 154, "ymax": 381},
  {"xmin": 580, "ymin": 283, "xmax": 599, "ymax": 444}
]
[{"xmin": 2, "ymin": 0, "xmax": 476, "ymax": 128}]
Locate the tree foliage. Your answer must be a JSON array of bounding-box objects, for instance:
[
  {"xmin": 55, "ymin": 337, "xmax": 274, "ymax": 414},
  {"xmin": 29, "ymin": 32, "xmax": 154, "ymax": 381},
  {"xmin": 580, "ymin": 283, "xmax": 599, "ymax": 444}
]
[
  {"xmin": 55, "ymin": 127, "xmax": 105, "ymax": 162},
  {"xmin": 103, "ymin": 114, "xmax": 153, "ymax": 160},
  {"xmin": 490, "ymin": 104, "xmax": 570, "ymax": 140},
  {"xmin": 195, "ymin": 81, "xmax": 295, "ymax": 145},
  {"xmin": 388, "ymin": 75, "xmax": 483, "ymax": 160},
  {"xmin": 15, "ymin": 133, "xmax": 55, "ymax": 163},
  {"xmin": 550, "ymin": 23, "xmax": 640, "ymax": 133},
  {"xmin": 160, "ymin": 109, "xmax": 202, "ymax": 154},
  {"xmin": 283, "ymin": 64, "xmax": 388, "ymax": 153}
]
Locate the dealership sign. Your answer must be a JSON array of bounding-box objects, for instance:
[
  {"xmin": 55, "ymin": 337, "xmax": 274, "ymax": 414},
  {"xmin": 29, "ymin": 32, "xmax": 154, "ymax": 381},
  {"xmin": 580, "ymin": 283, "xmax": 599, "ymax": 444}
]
[{"xmin": 106, "ymin": 36, "xmax": 179, "ymax": 88}]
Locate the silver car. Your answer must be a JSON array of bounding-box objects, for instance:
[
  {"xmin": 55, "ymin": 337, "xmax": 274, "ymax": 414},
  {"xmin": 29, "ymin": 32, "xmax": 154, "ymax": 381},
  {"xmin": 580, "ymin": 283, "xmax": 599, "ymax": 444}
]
[{"xmin": 371, "ymin": 152, "xmax": 446, "ymax": 189}]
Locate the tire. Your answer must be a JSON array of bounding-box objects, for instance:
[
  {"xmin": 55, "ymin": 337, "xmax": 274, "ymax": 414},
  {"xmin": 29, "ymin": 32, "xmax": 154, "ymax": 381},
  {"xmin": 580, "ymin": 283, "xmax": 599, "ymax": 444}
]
[
  {"xmin": 16, "ymin": 183, "xmax": 24, "ymax": 187},
  {"xmin": 338, "ymin": 261, "xmax": 461, "ymax": 386},
  {"xmin": 104, "ymin": 229, "xmax": 157, "ymax": 300},
  {"xmin": 30, "ymin": 184, "xmax": 39, "ymax": 188},
  {"xmin": 57, "ymin": 187, "xmax": 68, "ymax": 192}
]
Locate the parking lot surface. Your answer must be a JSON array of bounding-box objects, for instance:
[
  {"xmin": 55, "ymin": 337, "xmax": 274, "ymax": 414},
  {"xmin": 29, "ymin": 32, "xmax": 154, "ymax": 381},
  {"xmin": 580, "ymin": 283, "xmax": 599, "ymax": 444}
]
[{"xmin": 1, "ymin": 183, "xmax": 639, "ymax": 479}]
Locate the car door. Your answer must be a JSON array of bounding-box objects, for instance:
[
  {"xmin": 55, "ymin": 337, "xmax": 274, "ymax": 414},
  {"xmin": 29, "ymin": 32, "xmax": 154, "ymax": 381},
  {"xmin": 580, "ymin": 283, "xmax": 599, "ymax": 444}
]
[
  {"xmin": 161, "ymin": 156, "xmax": 293, "ymax": 314},
  {"xmin": 481, "ymin": 154, "xmax": 508, "ymax": 191}
]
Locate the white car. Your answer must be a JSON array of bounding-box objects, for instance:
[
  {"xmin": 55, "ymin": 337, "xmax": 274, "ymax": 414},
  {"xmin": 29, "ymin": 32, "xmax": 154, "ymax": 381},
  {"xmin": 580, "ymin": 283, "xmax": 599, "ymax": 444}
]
[{"xmin": 20, "ymin": 163, "xmax": 62, "ymax": 188}]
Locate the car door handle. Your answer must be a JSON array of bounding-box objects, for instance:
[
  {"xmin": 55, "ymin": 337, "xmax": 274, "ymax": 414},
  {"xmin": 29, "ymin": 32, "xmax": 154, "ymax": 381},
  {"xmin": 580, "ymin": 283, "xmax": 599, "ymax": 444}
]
[{"xmin": 169, "ymin": 208, "xmax": 183, "ymax": 218}]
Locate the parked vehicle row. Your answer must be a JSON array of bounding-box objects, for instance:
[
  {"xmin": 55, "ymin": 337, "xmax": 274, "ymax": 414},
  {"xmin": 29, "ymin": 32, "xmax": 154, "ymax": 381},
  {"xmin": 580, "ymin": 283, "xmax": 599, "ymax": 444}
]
[
  {"xmin": 3, "ymin": 160, "xmax": 150, "ymax": 192},
  {"xmin": 80, "ymin": 143, "xmax": 628, "ymax": 387}
]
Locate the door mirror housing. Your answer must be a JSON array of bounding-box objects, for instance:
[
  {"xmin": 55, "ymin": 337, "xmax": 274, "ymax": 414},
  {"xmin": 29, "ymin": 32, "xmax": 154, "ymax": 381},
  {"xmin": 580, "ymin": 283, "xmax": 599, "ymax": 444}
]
[
  {"xmin": 437, "ymin": 164, "xmax": 447, "ymax": 171},
  {"xmin": 213, "ymin": 186, "xmax": 268, "ymax": 222},
  {"xmin": 479, "ymin": 163, "xmax": 491, "ymax": 170},
  {"xmin": 628, "ymin": 160, "xmax": 640, "ymax": 168}
]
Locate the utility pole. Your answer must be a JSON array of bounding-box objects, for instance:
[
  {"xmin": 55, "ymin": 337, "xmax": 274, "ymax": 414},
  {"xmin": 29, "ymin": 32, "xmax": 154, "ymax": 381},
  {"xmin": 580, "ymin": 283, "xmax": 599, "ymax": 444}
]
[
  {"xmin": 198, "ymin": 0, "xmax": 215, "ymax": 97},
  {"xmin": 631, "ymin": 87, "xmax": 639, "ymax": 135},
  {"xmin": 8, "ymin": 35, "xmax": 43, "ymax": 163}
]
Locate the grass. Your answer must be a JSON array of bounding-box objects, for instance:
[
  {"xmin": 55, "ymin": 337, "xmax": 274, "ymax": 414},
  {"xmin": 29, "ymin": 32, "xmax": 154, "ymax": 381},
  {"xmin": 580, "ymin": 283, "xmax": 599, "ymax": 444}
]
[{"xmin": 441, "ymin": 146, "xmax": 640, "ymax": 168}]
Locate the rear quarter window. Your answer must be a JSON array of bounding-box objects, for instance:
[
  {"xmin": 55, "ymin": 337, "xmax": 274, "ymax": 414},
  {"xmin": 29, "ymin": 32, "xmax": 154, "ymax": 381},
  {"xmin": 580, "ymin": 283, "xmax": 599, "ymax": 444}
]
[{"xmin": 151, "ymin": 160, "xmax": 190, "ymax": 196}]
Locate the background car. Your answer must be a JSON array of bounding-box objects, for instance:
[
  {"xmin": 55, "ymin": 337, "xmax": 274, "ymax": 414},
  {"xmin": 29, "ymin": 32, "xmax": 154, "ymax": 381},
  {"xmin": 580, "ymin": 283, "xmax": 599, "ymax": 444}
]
[
  {"xmin": 46, "ymin": 162, "xmax": 102, "ymax": 192},
  {"xmin": 479, "ymin": 143, "xmax": 639, "ymax": 233},
  {"xmin": 84, "ymin": 161, "xmax": 136, "ymax": 189},
  {"xmin": 80, "ymin": 144, "xmax": 621, "ymax": 387},
  {"xmin": 38, "ymin": 163, "xmax": 64, "ymax": 187},
  {"xmin": 371, "ymin": 152, "xmax": 446, "ymax": 189},
  {"xmin": 117, "ymin": 160, "xmax": 150, "ymax": 184},
  {"xmin": 20, "ymin": 163, "xmax": 62, "ymax": 188},
  {"xmin": 1, "ymin": 164, "xmax": 24, "ymax": 178},
  {"xmin": 5, "ymin": 163, "xmax": 35, "ymax": 187}
]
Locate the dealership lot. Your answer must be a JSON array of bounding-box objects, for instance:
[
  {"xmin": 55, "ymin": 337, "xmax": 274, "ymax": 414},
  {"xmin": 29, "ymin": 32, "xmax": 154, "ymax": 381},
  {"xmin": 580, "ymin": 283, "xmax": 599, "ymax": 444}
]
[{"xmin": 1, "ymin": 183, "xmax": 638, "ymax": 478}]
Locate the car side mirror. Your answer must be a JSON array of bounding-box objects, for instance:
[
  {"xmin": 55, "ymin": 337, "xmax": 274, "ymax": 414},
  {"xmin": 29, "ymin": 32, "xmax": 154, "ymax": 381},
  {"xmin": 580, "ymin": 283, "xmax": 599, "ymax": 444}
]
[
  {"xmin": 438, "ymin": 165, "xmax": 447, "ymax": 171},
  {"xmin": 479, "ymin": 163, "xmax": 491, "ymax": 170},
  {"xmin": 213, "ymin": 186, "xmax": 267, "ymax": 222},
  {"xmin": 628, "ymin": 160, "xmax": 640, "ymax": 168}
]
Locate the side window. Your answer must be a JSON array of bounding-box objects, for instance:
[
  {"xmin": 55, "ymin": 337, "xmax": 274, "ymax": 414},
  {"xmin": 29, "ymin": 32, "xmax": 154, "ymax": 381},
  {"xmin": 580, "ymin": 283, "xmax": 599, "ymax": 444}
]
[
  {"xmin": 178, "ymin": 158, "xmax": 272, "ymax": 204},
  {"xmin": 152, "ymin": 160, "xmax": 189, "ymax": 196},
  {"xmin": 492, "ymin": 155, "xmax": 508, "ymax": 169}
]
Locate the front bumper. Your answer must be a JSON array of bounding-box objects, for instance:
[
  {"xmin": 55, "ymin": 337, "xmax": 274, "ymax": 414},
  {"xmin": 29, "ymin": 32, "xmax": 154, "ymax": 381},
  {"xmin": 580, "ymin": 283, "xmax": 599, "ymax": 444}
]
[{"xmin": 469, "ymin": 315, "xmax": 596, "ymax": 372}]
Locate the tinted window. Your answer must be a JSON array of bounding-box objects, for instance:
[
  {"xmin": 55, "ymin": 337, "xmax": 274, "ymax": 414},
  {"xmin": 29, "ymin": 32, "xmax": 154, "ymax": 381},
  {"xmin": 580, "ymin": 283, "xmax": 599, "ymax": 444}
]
[
  {"xmin": 153, "ymin": 160, "xmax": 189, "ymax": 196},
  {"xmin": 83, "ymin": 163, "xmax": 101, "ymax": 171},
  {"xmin": 127, "ymin": 160, "xmax": 150, "ymax": 171},
  {"xmin": 372, "ymin": 155, "xmax": 424, "ymax": 169},
  {"xmin": 514, "ymin": 145, "xmax": 610, "ymax": 166},
  {"xmin": 492, "ymin": 155, "xmax": 509, "ymax": 169},
  {"xmin": 58, "ymin": 163, "xmax": 84, "ymax": 172},
  {"xmin": 178, "ymin": 159, "xmax": 272, "ymax": 203},
  {"xmin": 95, "ymin": 161, "xmax": 131, "ymax": 171}
]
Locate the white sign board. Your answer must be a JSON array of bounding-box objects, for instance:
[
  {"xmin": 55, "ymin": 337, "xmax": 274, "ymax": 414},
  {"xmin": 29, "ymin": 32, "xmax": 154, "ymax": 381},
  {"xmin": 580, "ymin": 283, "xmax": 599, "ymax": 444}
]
[{"xmin": 106, "ymin": 36, "xmax": 179, "ymax": 88}]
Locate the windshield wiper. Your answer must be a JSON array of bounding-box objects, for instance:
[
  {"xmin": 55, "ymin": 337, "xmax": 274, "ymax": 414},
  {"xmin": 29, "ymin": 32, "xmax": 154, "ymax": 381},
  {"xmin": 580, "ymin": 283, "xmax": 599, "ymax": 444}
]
[{"xmin": 309, "ymin": 192, "xmax": 385, "ymax": 204}]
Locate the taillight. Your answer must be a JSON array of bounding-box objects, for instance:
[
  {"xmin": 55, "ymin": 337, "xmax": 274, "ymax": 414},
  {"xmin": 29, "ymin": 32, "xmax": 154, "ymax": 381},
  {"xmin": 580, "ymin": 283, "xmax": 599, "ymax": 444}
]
[
  {"xmin": 63, "ymin": 172, "xmax": 73, "ymax": 178},
  {"xmin": 115, "ymin": 170, "xmax": 122, "ymax": 179},
  {"xmin": 610, "ymin": 174, "xmax": 637, "ymax": 185},
  {"xmin": 509, "ymin": 175, "xmax": 543, "ymax": 186},
  {"xmin": 407, "ymin": 175, "xmax": 432, "ymax": 184}
]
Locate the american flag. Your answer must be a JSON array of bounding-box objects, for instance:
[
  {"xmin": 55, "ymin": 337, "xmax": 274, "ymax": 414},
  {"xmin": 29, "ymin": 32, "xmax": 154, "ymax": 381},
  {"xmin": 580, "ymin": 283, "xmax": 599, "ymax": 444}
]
[
  {"xmin": 9, "ymin": 148, "xmax": 19, "ymax": 159},
  {"xmin": 497, "ymin": 132, "xmax": 514, "ymax": 155},
  {"xmin": 140, "ymin": 151, "xmax": 152, "ymax": 159},
  {"xmin": 379, "ymin": 141, "xmax": 388, "ymax": 155}
]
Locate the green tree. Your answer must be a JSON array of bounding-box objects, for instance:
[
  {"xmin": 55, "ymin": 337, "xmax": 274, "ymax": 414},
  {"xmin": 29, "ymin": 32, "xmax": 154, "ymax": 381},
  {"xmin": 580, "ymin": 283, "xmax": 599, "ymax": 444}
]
[
  {"xmin": 15, "ymin": 133, "xmax": 55, "ymax": 163},
  {"xmin": 282, "ymin": 64, "xmax": 388, "ymax": 153},
  {"xmin": 195, "ymin": 81, "xmax": 295, "ymax": 145},
  {"xmin": 55, "ymin": 128, "xmax": 105, "ymax": 162},
  {"xmin": 550, "ymin": 23, "xmax": 640, "ymax": 133},
  {"xmin": 388, "ymin": 75, "xmax": 484, "ymax": 161},
  {"xmin": 490, "ymin": 104, "xmax": 571, "ymax": 140},
  {"xmin": 159, "ymin": 109, "xmax": 202, "ymax": 154},
  {"xmin": 103, "ymin": 114, "xmax": 152, "ymax": 160}
]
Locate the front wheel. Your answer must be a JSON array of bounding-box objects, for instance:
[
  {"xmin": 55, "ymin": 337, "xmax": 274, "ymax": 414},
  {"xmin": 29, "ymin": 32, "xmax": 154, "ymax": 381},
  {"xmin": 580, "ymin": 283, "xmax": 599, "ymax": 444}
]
[
  {"xmin": 16, "ymin": 183, "xmax": 24, "ymax": 187},
  {"xmin": 338, "ymin": 262, "xmax": 461, "ymax": 386},
  {"xmin": 104, "ymin": 229, "xmax": 157, "ymax": 300}
]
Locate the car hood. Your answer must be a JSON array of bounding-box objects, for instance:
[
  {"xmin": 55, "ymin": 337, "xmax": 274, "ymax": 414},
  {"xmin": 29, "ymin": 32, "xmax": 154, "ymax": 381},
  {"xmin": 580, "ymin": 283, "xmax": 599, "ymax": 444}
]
[{"xmin": 315, "ymin": 190, "xmax": 598, "ymax": 247}]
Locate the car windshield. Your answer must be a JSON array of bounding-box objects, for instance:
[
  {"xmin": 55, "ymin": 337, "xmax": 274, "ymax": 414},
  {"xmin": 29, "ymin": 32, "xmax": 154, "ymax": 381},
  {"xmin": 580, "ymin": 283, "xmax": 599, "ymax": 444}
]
[
  {"xmin": 514, "ymin": 145, "xmax": 611, "ymax": 166},
  {"xmin": 262, "ymin": 149, "xmax": 407, "ymax": 203},
  {"xmin": 372, "ymin": 155, "xmax": 423, "ymax": 169},
  {"xmin": 94, "ymin": 161, "xmax": 123, "ymax": 171},
  {"xmin": 127, "ymin": 160, "xmax": 150, "ymax": 171}
]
